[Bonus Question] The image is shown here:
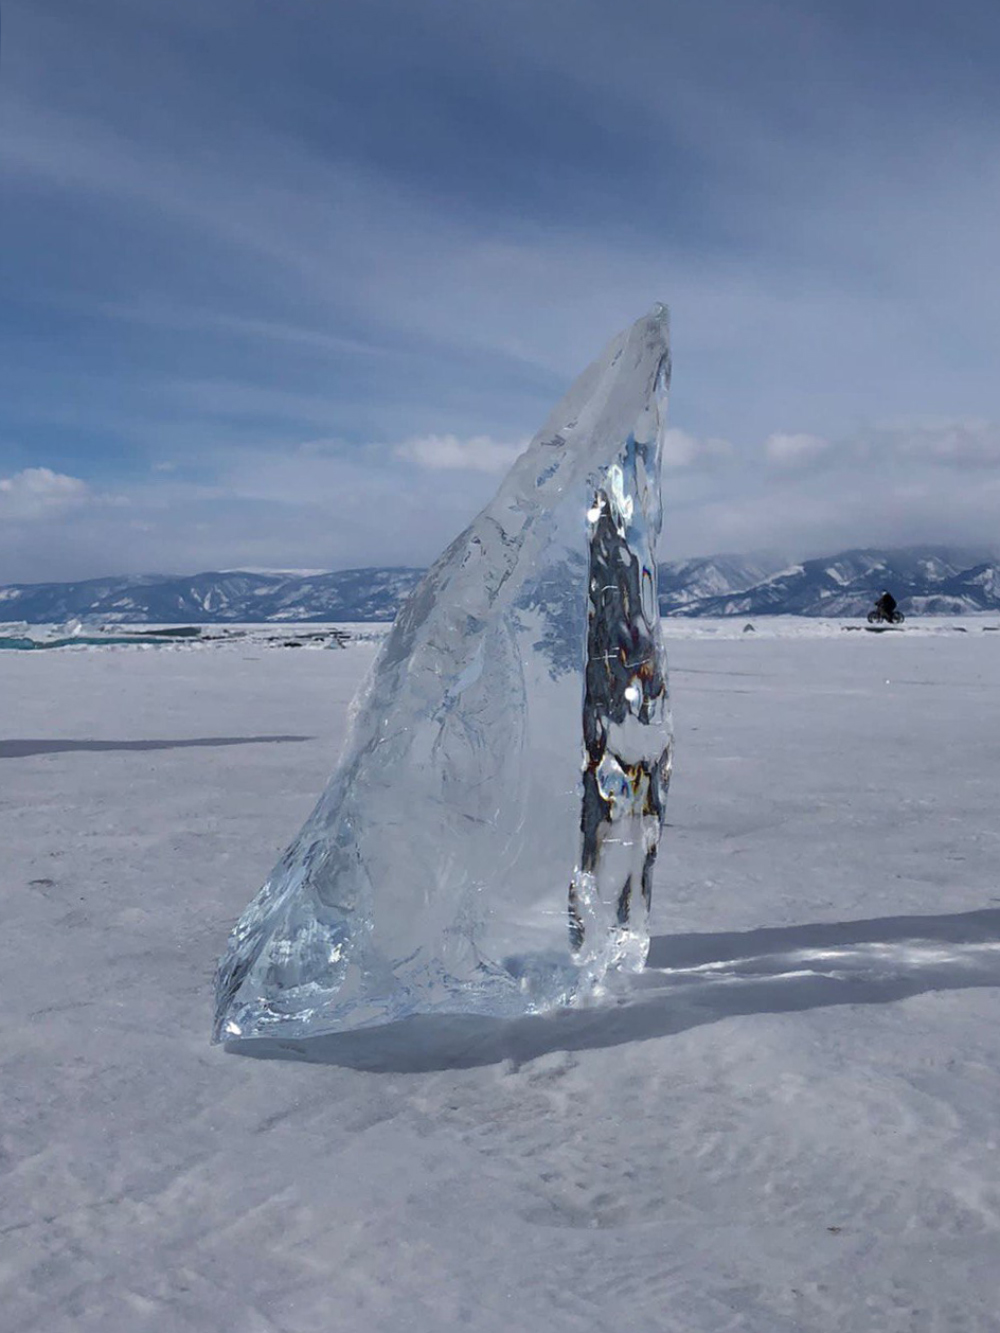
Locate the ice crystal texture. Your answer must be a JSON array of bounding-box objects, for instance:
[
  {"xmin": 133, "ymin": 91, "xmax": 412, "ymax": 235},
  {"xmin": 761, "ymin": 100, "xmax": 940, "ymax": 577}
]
[{"xmin": 213, "ymin": 307, "xmax": 673, "ymax": 1040}]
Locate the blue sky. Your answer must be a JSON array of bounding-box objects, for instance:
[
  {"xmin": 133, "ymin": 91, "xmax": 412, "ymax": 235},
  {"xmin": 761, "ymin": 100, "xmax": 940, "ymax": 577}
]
[{"xmin": 3, "ymin": 0, "xmax": 1000, "ymax": 581}]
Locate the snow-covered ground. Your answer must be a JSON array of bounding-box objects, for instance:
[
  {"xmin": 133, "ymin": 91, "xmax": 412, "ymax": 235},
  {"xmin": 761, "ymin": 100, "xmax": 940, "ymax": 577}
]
[
  {"xmin": 3, "ymin": 613, "xmax": 999, "ymax": 650},
  {"xmin": 2, "ymin": 627, "xmax": 999, "ymax": 1332}
]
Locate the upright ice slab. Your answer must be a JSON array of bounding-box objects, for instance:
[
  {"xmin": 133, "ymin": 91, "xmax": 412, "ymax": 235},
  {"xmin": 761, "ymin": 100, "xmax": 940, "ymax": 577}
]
[{"xmin": 214, "ymin": 307, "xmax": 673, "ymax": 1041}]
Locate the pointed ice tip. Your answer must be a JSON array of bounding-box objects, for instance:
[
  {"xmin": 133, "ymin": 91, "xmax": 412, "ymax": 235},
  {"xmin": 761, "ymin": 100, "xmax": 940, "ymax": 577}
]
[{"xmin": 650, "ymin": 301, "xmax": 669, "ymax": 323}]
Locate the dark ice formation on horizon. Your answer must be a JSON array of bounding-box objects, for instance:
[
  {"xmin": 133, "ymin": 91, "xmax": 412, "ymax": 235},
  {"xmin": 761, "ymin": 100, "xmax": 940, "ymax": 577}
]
[{"xmin": 213, "ymin": 306, "xmax": 673, "ymax": 1041}]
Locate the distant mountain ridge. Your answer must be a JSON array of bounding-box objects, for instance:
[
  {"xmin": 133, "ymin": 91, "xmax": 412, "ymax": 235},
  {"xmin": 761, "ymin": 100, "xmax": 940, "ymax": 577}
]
[
  {"xmin": 1, "ymin": 547, "xmax": 998, "ymax": 624},
  {"xmin": 659, "ymin": 547, "xmax": 1000, "ymax": 617},
  {"xmin": 0, "ymin": 568, "xmax": 425, "ymax": 625}
]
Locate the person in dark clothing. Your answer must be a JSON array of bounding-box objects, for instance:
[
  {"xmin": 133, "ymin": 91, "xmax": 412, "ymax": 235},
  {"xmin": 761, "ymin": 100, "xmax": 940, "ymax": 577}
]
[{"xmin": 875, "ymin": 590, "xmax": 898, "ymax": 620}]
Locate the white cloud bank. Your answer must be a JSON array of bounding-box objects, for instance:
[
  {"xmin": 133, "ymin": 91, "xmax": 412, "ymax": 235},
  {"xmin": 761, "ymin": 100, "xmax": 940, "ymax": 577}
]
[
  {"xmin": 662, "ymin": 428, "xmax": 734, "ymax": 470},
  {"xmin": 761, "ymin": 419, "xmax": 1000, "ymax": 473},
  {"xmin": 3, "ymin": 410, "xmax": 999, "ymax": 586},
  {"xmin": 393, "ymin": 434, "xmax": 527, "ymax": 474},
  {"xmin": 764, "ymin": 433, "xmax": 831, "ymax": 467},
  {"xmin": 393, "ymin": 429, "xmax": 736, "ymax": 476},
  {"xmin": 0, "ymin": 467, "xmax": 91, "ymax": 519}
]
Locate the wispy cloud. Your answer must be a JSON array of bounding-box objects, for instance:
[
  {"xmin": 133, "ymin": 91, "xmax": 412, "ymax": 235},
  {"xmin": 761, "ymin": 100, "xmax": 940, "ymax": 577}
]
[
  {"xmin": 393, "ymin": 434, "xmax": 526, "ymax": 473},
  {"xmin": 764, "ymin": 433, "xmax": 831, "ymax": 468},
  {"xmin": 97, "ymin": 302, "xmax": 389, "ymax": 359},
  {"xmin": 662, "ymin": 428, "xmax": 735, "ymax": 470},
  {"xmin": 762, "ymin": 420, "xmax": 1000, "ymax": 472},
  {"xmin": 3, "ymin": 1, "xmax": 1000, "ymax": 579},
  {"xmin": 872, "ymin": 420, "xmax": 1000, "ymax": 469}
]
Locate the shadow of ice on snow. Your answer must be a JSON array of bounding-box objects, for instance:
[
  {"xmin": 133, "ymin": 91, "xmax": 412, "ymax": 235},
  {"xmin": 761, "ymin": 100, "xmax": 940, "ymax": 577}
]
[
  {"xmin": 0, "ymin": 736, "xmax": 311, "ymax": 759},
  {"xmin": 226, "ymin": 906, "xmax": 1000, "ymax": 1075}
]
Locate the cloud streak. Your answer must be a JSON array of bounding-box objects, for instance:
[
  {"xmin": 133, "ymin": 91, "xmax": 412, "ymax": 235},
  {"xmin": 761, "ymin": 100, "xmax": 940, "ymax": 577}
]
[
  {"xmin": 393, "ymin": 434, "xmax": 527, "ymax": 473},
  {"xmin": 2, "ymin": 1, "xmax": 1000, "ymax": 579}
]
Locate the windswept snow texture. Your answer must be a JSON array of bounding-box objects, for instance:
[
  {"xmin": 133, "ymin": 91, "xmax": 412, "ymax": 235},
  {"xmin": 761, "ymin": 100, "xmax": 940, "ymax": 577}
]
[
  {"xmin": 4, "ymin": 629, "xmax": 1000, "ymax": 1333},
  {"xmin": 214, "ymin": 309, "xmax": 672, "ymax": 1041}
]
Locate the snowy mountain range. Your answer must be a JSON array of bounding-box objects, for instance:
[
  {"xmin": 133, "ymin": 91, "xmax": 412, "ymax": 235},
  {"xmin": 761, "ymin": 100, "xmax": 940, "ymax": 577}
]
[
  {"xmin": 0, "ymin": 568, "xmax": 425, "ymax": 625},
  {"xmin": 659, "ymin": 547, "xmax": 1000, "ymax": 617},
  {"xmin": 1, "ymin": 548, "xmax": 998, "ymax": 623}
]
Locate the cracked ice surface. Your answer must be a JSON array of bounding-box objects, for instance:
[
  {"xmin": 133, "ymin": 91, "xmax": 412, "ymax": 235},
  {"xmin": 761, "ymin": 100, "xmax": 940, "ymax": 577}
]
[{"xmin": 213, "ymin": 307, "xmax": 672, "ymax": 1040}]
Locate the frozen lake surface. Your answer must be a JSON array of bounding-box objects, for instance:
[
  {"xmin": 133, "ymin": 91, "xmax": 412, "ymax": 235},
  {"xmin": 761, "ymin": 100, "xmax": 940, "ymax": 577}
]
[{"xmin": 2, "ymin": 625, "xmax": 999, "ymax": 1332}]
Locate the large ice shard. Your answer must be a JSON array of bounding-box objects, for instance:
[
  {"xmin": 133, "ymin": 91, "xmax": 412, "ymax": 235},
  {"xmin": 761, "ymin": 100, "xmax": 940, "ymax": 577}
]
[{"xmin": 213, "ymin": 306, "xmax": 673, "ymax": 1041}]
